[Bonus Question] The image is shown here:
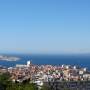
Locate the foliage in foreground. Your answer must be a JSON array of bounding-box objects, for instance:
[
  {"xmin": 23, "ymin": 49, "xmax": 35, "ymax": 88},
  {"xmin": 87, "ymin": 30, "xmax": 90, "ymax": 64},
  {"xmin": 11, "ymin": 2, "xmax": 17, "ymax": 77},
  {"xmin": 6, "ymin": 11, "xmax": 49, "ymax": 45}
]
[{"xmin": 0, "ymin": 73, "xmax": 38, "ymax": 90}]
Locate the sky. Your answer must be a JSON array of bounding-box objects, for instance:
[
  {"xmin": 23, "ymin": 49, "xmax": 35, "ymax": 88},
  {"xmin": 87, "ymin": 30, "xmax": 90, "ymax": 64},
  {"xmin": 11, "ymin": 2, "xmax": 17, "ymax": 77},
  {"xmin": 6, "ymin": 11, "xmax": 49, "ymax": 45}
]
[{"xmin": 0, "ymin": 0, "xmax": 90, "ymax": 54}]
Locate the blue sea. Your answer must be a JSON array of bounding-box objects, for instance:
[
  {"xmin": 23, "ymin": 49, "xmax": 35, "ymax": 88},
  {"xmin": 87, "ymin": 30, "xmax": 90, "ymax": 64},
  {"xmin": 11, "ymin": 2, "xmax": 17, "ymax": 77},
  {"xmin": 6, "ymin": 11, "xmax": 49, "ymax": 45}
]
[{"xmin": 0, "ymin": 54, "xmax": 90, "ymax": 69}]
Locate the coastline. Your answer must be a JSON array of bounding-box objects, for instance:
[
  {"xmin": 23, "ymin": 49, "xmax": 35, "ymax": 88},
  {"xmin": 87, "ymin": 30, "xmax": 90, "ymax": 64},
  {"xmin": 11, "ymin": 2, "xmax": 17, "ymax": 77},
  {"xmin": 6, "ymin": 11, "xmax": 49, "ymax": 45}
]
[{"xmin": 0, "ymin": 55, "xmax": 20, "ymax": 61}]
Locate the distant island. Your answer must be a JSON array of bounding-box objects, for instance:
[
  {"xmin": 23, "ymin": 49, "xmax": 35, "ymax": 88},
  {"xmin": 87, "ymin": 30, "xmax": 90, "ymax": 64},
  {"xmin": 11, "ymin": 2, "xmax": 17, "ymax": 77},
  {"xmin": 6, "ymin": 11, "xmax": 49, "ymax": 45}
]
[{"xmin": 0, "ymin": 55, "xmax": 20, "ymax": 61}]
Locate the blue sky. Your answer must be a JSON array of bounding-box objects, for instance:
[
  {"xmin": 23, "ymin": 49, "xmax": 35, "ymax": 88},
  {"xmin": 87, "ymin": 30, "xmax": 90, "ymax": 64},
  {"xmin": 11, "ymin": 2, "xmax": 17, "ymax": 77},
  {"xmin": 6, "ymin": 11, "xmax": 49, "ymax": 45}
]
[{"xmin": 0, "ymin": 0, "xmax": 90, "ymax": 54}]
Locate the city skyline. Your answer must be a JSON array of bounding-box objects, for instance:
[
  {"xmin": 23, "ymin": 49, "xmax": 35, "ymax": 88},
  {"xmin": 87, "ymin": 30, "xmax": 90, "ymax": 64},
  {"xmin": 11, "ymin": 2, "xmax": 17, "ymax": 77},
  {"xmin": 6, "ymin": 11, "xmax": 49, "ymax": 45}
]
[{"xmin": 0, "ymin": 0, "xmax": 90, "ymax": 54}]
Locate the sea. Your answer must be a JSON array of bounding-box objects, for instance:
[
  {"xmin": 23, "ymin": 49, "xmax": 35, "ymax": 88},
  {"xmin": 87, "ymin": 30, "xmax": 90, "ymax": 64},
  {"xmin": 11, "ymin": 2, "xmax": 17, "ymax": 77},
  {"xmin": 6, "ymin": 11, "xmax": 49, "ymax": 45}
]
[{"xmin": 0, "ymin": 54, "xmax": 90, "ymax": 69}]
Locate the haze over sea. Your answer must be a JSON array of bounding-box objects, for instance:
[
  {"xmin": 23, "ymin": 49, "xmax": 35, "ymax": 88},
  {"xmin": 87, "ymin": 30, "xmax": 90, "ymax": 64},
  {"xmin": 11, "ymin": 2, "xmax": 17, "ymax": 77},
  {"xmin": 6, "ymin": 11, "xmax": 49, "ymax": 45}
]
[
  {"xmin": 0, "ymin": 0, "xmax": 90, "ymax": 69},
  {"xmin": 0, "ymin": 53, "xmax": 90, "ymax": 70}
]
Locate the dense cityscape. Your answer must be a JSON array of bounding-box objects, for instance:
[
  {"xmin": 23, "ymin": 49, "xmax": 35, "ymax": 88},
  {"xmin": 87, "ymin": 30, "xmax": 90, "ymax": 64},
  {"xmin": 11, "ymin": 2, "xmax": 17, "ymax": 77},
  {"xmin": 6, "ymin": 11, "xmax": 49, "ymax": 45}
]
[{"xmin": 0, "ymin": 60, "xmax": 90, "ymax": 90}]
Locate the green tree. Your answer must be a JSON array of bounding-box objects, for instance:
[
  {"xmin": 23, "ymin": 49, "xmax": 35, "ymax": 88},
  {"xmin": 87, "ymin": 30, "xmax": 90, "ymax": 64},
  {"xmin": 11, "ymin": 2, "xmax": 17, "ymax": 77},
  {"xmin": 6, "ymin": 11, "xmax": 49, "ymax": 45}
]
[
  {"xmin": 0, "ymin": 72, "xmax": 11, "ymax": 90},
  {"xmin": 0, "ymin": 73, "xmax": 38, "ymax": 90}
]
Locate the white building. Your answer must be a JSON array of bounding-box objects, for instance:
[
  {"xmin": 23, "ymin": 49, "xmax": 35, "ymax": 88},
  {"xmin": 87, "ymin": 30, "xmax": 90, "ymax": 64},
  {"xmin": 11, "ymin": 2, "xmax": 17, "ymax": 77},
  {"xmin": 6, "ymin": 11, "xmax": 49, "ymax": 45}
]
[
  {"xmin": 27, "ymin": 61, "xmax": 31, "ymax": 67},
  {"xmin": 16, "ymin": 60, "xmax": 31, "ymax": 68}
]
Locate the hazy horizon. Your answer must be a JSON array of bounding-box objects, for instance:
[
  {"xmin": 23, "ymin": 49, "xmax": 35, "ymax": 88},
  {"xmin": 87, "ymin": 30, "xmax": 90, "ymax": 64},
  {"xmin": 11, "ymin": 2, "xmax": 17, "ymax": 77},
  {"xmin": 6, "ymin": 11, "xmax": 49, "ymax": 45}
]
[{"xmin": 0, "ymin": 0, "xmax": 90, "ymax": 54}]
